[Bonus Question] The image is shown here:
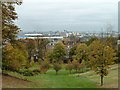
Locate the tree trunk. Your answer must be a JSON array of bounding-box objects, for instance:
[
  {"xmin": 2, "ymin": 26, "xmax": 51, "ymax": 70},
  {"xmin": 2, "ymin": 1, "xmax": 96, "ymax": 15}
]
[
  {"xmin": 70, "ymin": 70, "xmax": 71, "ymax": 74},
  {"xmin": 101, "ymin": 75, "xmax": 103, "ymax": 86},
  {"xmin": 56, "ymin": 71, "xmax": 58, "ymax": 75}
]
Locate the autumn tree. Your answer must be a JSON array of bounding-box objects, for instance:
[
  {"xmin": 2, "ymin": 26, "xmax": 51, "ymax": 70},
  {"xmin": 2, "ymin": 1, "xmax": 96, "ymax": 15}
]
[
  {"xmin": 46, "ymin": 49, "xmax": 54, "ymax": 63},
  {"xmin": 53, "ymin": 63, "xmax": 62, "ymax": 75},
  {"xmin": 2, "ymin": 43, "xmax": 28, "ymax": 71},
  {"xmin": 65, "ymin": 63, "xmax": 73, "ymax": 74},
  {"xmin": 84, "ymin": 37, "xmax": 98, "ymax": 46},
  {"xmin": 25, "ymin": 39, "xmax": 35, "ymax": 61},
  {"xmin": 72, "ymin": 60, "xmax": 79, "ymax": 71},
  {"xmin": 35, "ymin": 38, "xmax": 49, "ymax": 60},
  {"xmin": 40, "ymin": 59, "xmax": 50, "ymax": 74},
  {"xmin": 75, "ymin": 43, "xmax": 88, "ymax": 64},
  {"xmin": 69, "ymin": 45, "xmax": 77, "ymax": 61},
  {"xmin": 88, "ymin": 40, "xmax": 118, "ymax": 86},
  {"xmin": 106, "ymin": 36, "xmax": 117, "ymax": 49},
  {"xmin": 52, "ymin": 42, "xmax": 66, "ymax": 63},
  {"xmin": 2, "ymin": 2, "xmax": 22, "ymax": 45}
]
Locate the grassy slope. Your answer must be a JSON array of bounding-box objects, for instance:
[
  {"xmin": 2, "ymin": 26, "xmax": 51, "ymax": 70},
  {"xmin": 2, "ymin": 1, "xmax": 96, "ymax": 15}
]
[
  {"xmin": 2, "ymin": 64, "xmax": 118, "ymax": 88},
  {"xmin": 3, "ymin": 67, "xmax": 97, "ymax": 88},
  {"xmin": 24, "ymin": 70, "xmax": 97, "ymax": 88},
  {"xmin": 75, "ymin": 64, "xmax": 118, "ymax": 88}
]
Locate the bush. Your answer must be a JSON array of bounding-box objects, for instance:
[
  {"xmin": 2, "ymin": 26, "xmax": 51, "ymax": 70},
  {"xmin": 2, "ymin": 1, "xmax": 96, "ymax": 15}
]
[
  {"xmin": 2, "ymin": 43, "xmax": 28, "ymax": 71},
  {"xmin": 38, "ymin": 58, "xmax": 43, "ymax": 65},
  {"xmin": 65, "ymin": 63, "xmax": 73, "ymax": 74},
  {"xmin": 78, "ymin": 64, "xmax": 84, "ymax": 72},
  {"xmin": 30, "ymin": 58, "xmax": 35, "ymax": 66},
  {"xmin": 40, "ymin": 60, "xmax": 50, "ymax": 74},
  {"xmin": 24, "ymin": 59, "xmax": 35, "ymax": 69},
  {"xmin": 72, "ymin": 60, "xmax": 79, "ymax": 71},
  {"xmin": 23, "ymin": 70, "xmax": 34, "ymax": 76},
  {"xmin": 53, "ymin": 63, "xmax": 62, "ymax": 75},
  {"xmin": 33, "ymin": 69, "xmax": 41, "ymax": 75},
  {"xmin": 24, "ymin": 63, "xmax": 31, "ymax": 69}
]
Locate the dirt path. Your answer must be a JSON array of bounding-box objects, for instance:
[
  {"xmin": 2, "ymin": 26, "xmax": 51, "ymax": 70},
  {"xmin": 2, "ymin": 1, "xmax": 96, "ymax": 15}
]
[{"xmin": 2, "ymin": 74, "xmax": 32, "ymax": 88}]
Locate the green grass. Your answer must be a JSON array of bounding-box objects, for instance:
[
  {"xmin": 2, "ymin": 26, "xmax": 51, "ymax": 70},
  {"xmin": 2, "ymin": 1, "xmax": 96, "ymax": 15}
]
[
  {"xmin": 24, "ymin": 70, "xmax": 98, "ymax": 88},
  {"xmin": 4, "ymin": 66, "xmax": 97, "ymax": 88},
  {"xmin": 76, "ymin": 64, "xmax": 118, "ymax": 88},
  {"xmin": 3, "ymin": 64, "xmax": 118, "ymax": 88}
]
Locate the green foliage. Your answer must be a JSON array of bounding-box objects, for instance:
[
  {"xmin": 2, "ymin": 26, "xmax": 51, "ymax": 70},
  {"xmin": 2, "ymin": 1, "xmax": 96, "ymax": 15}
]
[
  {"xmin": 75, "ymin": 43, "xmax": 88, "ymax": 63},
  {"xmin": 53, "ymin": 63, "xmax": 62, "ymax": 75},
  {"xmin": 33, "ymin": 69, "xmax": 41, "ymax": 75},
  {"xmin": 65, "ymin": 63, "xmax": 73, "ymax": 74},
  {"xmin": 25, "ymin": 39, "xmax": 35, "ymax": 61},
  {"xmin": 52, "ymin": 42, "xmax": 66, "ymax": 63},
  {"xmin": 69, "ymin": 45, "xmax": 77, "ymax": 60},
  {"xmin": 23, "ymin": 70, "xmax": 34, "ymax": 76},
  {"xmin": 35, "ymin": 38, "xmax": 50, "ymax": 60},
  {"xmin": 40, "ymin": 60, "xmax": 50, "ymax": 74},
  {"xmin": 24, "ymin": 63, "xmax": 31, "ymax": 69},
  {"xmin": 24, "ymin": 58, "xmax": 34, "ymax": 69},
  {"xmin": 30, "ymin": 58, "xmax": 35, "ymax": 66},
  {"xmin": 38, "ymin": 58, "xmax": 43, "ymax": 65},
  {"xmin": 46, "ymin": 42, "xmax": 66, "ymax": 63},
  {"xmin": 46, "ymin": 49, "xmax": 54, "ymax": 62}
]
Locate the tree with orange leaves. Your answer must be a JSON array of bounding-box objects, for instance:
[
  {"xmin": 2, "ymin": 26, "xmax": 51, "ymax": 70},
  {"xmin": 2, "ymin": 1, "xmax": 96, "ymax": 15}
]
[{"xmin": 88, "ymin": 40, "xmax": 118, "ymax": 86}]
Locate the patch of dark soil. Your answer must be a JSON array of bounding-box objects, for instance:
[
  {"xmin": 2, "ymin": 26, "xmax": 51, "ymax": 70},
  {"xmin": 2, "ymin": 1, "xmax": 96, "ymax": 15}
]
[{"xmin": 2, "ymin": 73, "xmax": 31, "ymax": 82}]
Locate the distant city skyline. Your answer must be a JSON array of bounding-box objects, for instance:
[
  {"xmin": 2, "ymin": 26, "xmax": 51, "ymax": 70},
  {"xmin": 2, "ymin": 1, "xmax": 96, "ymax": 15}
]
[{"xmin": 15, "ymin": 0, "xmax": 118, "ymax": 32}]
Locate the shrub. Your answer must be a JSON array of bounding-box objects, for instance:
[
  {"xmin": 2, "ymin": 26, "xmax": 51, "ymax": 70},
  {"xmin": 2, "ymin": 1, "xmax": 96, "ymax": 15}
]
[
  {"xmin": 72, "ymin": 60, "xmax": 79, "ymax": 71},
  {"xmin": 33, "ymin": 69, "xmax": 41, "ymax": 75},
  {"xmin": 30, "ymin": 58, "xmax": 34, "ymax": 66},
  {"xmin": 65, "ymin": 63, "xmax": 73, "ymax": 74},
  {"xmin": 24, "ymin": 63, "xmax": 31, "ymax": 69},
  {"xmin": 53, "ymin": 63, "xmax": 62, "ymax": 75},
  {"xmin": 2, "ymin": 43, "xmax": 28, "ymax": 71},
  {"xmin": 40, "ymin": 60, "xmax": 50, "ymax": 74},
  {"xmin": 23, "ymin": 70, "xmax": 34, "ymax": 76},
  {"xmin": 24, "ymin": 58, "xmax": 35, "ymax": 69},
  {"xmin": 38, "ymin": 58, "xmax": 43, "ymax": 65},
  {"xmin": 78, "ymin": 64, "xmax": 83, "ymax": 72}
]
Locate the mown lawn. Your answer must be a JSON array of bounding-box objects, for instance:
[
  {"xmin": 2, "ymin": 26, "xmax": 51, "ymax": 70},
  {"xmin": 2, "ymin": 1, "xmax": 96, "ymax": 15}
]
[
  {"xmin": 3, "ymin": 64, "xmax": 118, "ymax": 88},
  {"xmin": 23, "ymin": 70, "xmax": 98, "ymax": 88},
  {"xmin": 75, "ymin": 64, "xmax": 118, "ymax": 88},
  {"xmin": 3, "ymin": 66, "xmax": 97, "ymax": 88}
]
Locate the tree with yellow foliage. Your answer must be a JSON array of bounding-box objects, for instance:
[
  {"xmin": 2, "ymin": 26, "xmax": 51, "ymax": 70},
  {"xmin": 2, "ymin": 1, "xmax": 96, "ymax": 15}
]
[
  {"xmin": 88, "ymin": 40, "xmax": 118, "ymax": 86},
  {"xmin": 3, "ymin": 43, "xmax": 28, "ymax": 71},
  {"xmin": 75, "ymin": 43, "xmax": 88, "ymax": 64},
  {"xmin": 52, "ymin": 42, "xmax": 66, "ymax": 63}
]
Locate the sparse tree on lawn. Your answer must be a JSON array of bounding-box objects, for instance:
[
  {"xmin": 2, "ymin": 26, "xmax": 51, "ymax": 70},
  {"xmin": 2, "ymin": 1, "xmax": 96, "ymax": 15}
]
[
  {"xmin": 53, "ymin": 63, "xmax": 62, "ymax": 75},
  {"xmin": 65, "ymin": 63, "xmax": 73, "ymax": 74},
  {"xmin": 52, "ymin": 42, "xmax": 66, "ymax": 63},
  {"xmin": 72, "ymin": 60, "xmax": 79, "ymax": 71},
  {"xmin": 40, "ymin": 59, "xmax": 50, "ymax": 74},
  {"xmin": 88, "ymin": 40, "xmax": 118, "ymax": 86}
]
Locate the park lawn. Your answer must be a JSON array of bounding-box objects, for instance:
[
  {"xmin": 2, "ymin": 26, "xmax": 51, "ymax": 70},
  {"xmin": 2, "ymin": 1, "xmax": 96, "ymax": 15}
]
[
  {"xmin": 3, "ymin": 64, "xmax": 118, "ymax": 88},
  {"xmin": 3, "ymin": 68, "xmax": 97, "ymax": 88},
  {"xmin": 23, "ymin": 70, "xmax": 98, "ymax": 88},
  {"xmin": 75, "ymin": 64, "xmax": 118, "ymax": 88}
]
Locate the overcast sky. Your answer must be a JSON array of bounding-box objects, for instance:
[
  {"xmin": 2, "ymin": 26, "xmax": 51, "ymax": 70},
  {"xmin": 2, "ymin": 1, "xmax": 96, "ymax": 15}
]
[{"xmin": 15, "ymin": 0, "xmax": 118, "ymax": 33}]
